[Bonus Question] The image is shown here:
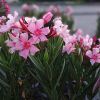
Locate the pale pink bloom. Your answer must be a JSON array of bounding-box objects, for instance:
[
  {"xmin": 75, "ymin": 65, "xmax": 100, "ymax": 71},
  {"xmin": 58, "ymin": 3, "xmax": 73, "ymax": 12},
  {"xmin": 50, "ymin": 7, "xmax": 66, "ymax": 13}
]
[
  {"xmin": 98, "ymin": 38, "xmax": 100, "ymax": 42},
  {"xmin": 47, "ymin": 5, "xmax": 60, "ymax": 14},
  {"xmin": 0, "ymin": 11, "xmax": 18, "ymax": 33},
  {"xmin": 31, "ymin": 4, "xmax": 39, "ymax": 12},
  {"xmin": 62, "ymin": 43, "xmax": 76, "ymax": 54},
  {"xmin": 21, "ymin": 3, "xmax": 30, "ymax": 12},
  {"xmin": 75, "ymin": 29, "xmax": 83, "ymax": 36},
  {"xmin": 53, "ymin": 18, "xmax": 63, "ymax": 35},
  {"xmin": 25, "ymin": 17, "xmax": 37, "ymax": 23},
  {"xmin": 16, "ymin": 33, "xmax": 39, "ymax": 59},
  {"xmin": 15, "ymin": 17, "xmax": 37, "ymax": 32},
  {"xmin": 80, "ymin": 35, "xmax": 93, "ymax": 50},
  {"xmin": 43, "ymin": 12, "xmax": 53, "ymax": 24},
  {"xmin": 5, "ymin": 32, "xmax": 19, "ymax": 53},
  {"xmin": 7, "ymin": 11, "xmax": 18, "ymax": 25},
  {"xmin": 28, "ymin": 19, "xmax": 50, "ymax": 42},
  {"xmin": 59, "ymin": 25, "xmax": 70, "ymax": 39},
  {"xmin": 86, "ymin": 48, "xmax": 100, "ymax": 65}
]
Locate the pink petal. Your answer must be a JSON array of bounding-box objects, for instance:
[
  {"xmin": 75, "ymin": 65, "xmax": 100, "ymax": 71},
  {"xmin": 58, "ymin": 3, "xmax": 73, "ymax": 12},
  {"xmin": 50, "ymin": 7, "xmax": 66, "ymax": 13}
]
[
  {"xmin": 41, "ymin": 27, "xmax": 50, "ymax": 35},
  {"xmin": 86, "ymin": 50, "xmax": 92, "ymax": 58},
  {"xmin": 43, "ymin": 12, "xmax": 53, "ymax": 23},
  {"xmin": 31, "ymin": 35, "xmax": 40, "ymax": 43},
  {"xmin": 5, "ymin": 40, "xmax": 15, "ymax": 47},
  {"xmin": 97, "ymin": 54, "xmax": 100, "ymax": 58},
  {"xmin": 25, "ymin": 17, "xmax": 37, "ymax": 23},
  {"xmin": 90, "ymin": 59, "xmax": 95, "ymax": 65},
  {"xmin": 36, "ymin": 19, "xmax": 44, "ymax": 29},
  {"xmin": 20, "ymin": 33, "xmax": 28, "ymax": 42},
  {"xmin": 7, "ymin": 14, "xmax": 14, "ymax": 20},
  {"xmin": 28, "ymin": 22, "xmax": 35, "ymax": 33},
  {"xmin": 15, "ymin": 42, "xmax": 23, "ymax": 50},
  {"xmin": 40, "ymin": 35, "xmax": 48, "ymax": 42},
  {"xmin": 62, "ymin": 43, "xmax": 75, "ymax": 54},
  {"xmin": 9, "ymin": 47, "xmax": 16, "ymax": 54},
  {"xmin": 0, "ymin": 25, "xmax": 10, "ymax": 33},
  {"xmin": 93, "ymin": 48, "xmax": 99, "ymax": 54},
  {"xmin": 19, "ymin": 49, "xmax": 29, "ymax": 59},
  {"xmin": 29, "ymin": 37, "xmax": 39, "ymax": 44},
  {"xmin": 96, "ymin": 59, "xmax": 100, "ymax": 63},
  {"xmin": 30, "ymin": 45, "xmax": 39, "ymax": 55},
  {"xmin": 14, "ymin": 11, "xmax": 18, "ymax": 19}
]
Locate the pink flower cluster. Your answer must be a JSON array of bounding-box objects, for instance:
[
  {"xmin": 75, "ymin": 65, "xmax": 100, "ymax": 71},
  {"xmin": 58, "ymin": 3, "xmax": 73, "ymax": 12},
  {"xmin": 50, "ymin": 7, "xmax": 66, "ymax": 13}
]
[
  {"xmin": 0, "ymin": 0, "xmax": 10, "ymax": 15},
  {"xmin": 0, "ymin": 11, "xmax": 100, "ymax": 65},
  {"xmin": 0, "ymin": 11, "xmax": 53, "ymax": 59},
  {"xmin": 53, "ymin": 18, "xmax": 100, "ymax": 65},
  {"xmin": 22, "ymin": 4, "xmax": 39, "ymax": 14}
]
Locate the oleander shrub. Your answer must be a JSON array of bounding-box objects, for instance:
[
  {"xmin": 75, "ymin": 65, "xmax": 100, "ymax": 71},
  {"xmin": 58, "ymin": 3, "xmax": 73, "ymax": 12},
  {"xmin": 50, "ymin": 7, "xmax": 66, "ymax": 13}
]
[{"xmin": 0, "ymin": 10, "xmax": 100, "ymax": 100}]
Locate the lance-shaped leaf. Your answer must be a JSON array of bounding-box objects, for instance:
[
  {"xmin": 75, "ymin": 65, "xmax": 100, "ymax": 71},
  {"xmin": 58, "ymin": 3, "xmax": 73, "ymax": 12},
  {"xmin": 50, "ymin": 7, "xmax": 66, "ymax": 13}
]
[{"xmin": 93, "ymin": 77, "xmax": 100, "ymax": 93}]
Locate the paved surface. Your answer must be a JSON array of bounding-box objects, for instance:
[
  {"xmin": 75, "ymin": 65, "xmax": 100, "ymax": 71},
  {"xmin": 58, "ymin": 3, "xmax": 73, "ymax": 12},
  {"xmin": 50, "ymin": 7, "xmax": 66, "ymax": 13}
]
[{"xmin": 10, "ymin": 3, "xmax": 100, "ymax": 36}]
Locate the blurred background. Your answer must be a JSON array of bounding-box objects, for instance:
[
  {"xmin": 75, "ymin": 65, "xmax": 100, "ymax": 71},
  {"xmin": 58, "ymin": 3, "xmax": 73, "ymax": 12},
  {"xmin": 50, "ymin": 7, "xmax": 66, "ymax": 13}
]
[{"xmin": 5, "ymin": 0, "xmax": 100, "ymax": 37}]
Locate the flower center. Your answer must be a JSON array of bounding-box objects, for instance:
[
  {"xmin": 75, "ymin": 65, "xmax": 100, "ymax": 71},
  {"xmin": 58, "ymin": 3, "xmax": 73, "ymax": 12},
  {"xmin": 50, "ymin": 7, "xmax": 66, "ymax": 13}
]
[
  {"xmin": 92, "ymin": 54, "xmax": 98, "ymax": 60},
  {"xmin": 35, "ymin": 29, "xmax": 42, "ymax": 36},
  {"xmin": 23, "ymin": 41, "xmax": 31, "ymax": 49}
]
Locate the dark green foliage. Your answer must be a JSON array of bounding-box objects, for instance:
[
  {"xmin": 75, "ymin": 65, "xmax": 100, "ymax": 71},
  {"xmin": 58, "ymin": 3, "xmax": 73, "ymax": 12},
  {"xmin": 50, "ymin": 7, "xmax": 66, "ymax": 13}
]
[
  {"xmin": 0, "ymin": 33, "xmax": 99, "ymax": 100},
  {"xmin": 96, "ymin": 16, "xmax": 100, "ymax": 38}
]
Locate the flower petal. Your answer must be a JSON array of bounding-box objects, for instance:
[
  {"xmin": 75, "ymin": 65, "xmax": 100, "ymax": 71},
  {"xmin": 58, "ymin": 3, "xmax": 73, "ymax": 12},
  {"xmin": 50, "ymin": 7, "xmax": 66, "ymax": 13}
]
[
  {"xmin": 20, "ymin": 33, "xmax": 28, "ymax": 42},
  {"xmin": 30, "ymin": 45, "xmax": 39, "ymax": 55},
  {"xmin": 19, "ymin": 49, "xmax": 29, "ymax": 59},
  {"xmin": 28, "ymin": 22, "xmax": 35, "ymax": 33},
  {"xmin": 41, "ymin": 27, "xmax": 50, "ymax": 35},
  {"xmin": 36, "ymin": 19, "xmax": 44, "ymax": 29},
  {"xmin": 86, "ymin": 50, "xmax": 92, "ymax": 58},
  {"xmin": 93, "ymin": 48, "xmax": 99, "ymax": 54},
  {"xmin": 40, "ymin": 35, "xmax": 48, "ymax": 42}
]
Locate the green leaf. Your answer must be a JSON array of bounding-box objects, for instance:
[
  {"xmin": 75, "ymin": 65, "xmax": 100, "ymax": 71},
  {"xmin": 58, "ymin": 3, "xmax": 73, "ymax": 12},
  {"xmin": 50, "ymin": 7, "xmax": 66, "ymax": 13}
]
[
  {"xmin": 43, "ymin": 49, "xmax": 49, "ymax": 64},
  {"xmin": 29, "ymin": 56, "xmax": 44, "ymax": 73},
  {"xmin": 0, "ymin": 79, "xmax": 9, "ymax": 87},
  {"xmin": 54, "ymin": 59, "xmax": 65, "ymax": 89}
]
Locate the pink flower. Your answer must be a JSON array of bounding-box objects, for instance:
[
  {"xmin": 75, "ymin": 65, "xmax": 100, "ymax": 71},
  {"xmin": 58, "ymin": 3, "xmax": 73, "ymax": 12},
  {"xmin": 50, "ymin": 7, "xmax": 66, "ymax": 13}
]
[
  {"xmin": 47, "ymin": 5, "xmax": 60, "ymax": 14},
  {"xmin": 79, "ymin": 35, "xmax": 93, "ymax": 50},
  {"xmin": 0, "ymin": 11, "xmax": 18, "ymax": 33},
  {"xmin": 5, "ymin": 3, "xmax": 10, "ymax": 15},
  {"xmin": 62, "ymin": 43, "xmax": 76, "ymax": 54},
  {"xmin": 5, "ymin": 32, "xmax": 19, "ymax": 53},
  {"xmin": 53, "ymin": 17, "xmax": 70, "ymax": 38},
  {"xmin": 31, "ymin": 4, "xmax": 39, "ymax": 12},
  {"xmin": 1, "ymin": 0, "xmax": 10, "ymax": 15},
  {"xmin": 28, "ymin": 19, "xmax": 50, "ymax": 42},
  {"xmin": 86, "ymin": 48, "xmax": 100, "ymax": 65},
  {"xmin": 43, "ymin": 12, "xmax": 53, "ymax": 24},
  {"xmin": 6, "ymin": 32, "xmax": 39, "ymax": 59},
  {"xmin": 21, "ymin": 3, "xmax": 30, "ymax": 12},
  {"xmin": 17, "ymin": 33, "xmax": 39, "ymax": 59}
]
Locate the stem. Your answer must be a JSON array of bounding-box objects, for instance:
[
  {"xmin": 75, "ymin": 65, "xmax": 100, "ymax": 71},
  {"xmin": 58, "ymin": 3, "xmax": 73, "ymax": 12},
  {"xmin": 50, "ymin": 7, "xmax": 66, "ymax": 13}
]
[
  {"xmin": 54, "ymin": 59, "xmax": 65, "ymax": 90},
  {"xmin": 67, "ymin": 54, "xmax": 78, "ymax": 80}
]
